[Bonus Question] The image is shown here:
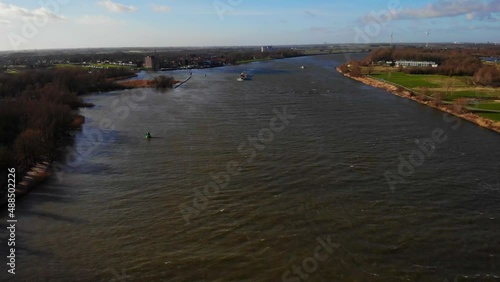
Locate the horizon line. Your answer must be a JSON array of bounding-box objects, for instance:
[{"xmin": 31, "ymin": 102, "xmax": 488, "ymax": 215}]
[{"xmin": 1, "ymin": 41, "xmax": 499, "ymax": 54}]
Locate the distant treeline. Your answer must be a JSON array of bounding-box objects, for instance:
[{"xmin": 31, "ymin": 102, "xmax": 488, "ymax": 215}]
[
  {"xmin": 144, "ymin": 49, "xmax": 303, "ymax": 69},
  {"xmin": 1, "ymin": 48, "xmax": 304, "ymax": 70},
  {"xmin": 354, "ymin": 47, "xmax": 500, "ymax": 86},
  {"xmin": 0, "ymin": 67, "xmax": 134, "ymax": 192},
  {"xmin": 223, "ymin": 49, "xmax": 303, "ymax": 65}
]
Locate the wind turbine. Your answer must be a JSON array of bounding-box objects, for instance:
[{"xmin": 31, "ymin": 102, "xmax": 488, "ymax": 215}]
[
  {"xmin": 390, "ymin": 32, "xmax": 394, "ymax": 47},
  {"xmin": 425, "ymin": 31, "xmax": 430, "ymax": 48}
]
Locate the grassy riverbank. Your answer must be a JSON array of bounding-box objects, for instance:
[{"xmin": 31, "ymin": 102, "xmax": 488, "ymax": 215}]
[
  {"xmin": 362, "ymin": 66, "xmax": 500, "ymax": 122},
  {"xmin": 337, "ymin": 67, "xmax": 500, "ymax": 133}
]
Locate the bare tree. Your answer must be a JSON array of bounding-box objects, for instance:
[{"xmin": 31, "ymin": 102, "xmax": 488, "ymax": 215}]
[
  {"xmin": 350, "ymin": 62, "xmax": 362, "ymax": 77},
  {"xmin": 433, "ymin": 92, "xmax": 444, "ymax": 106},
  {"xmin": 452, "ymin": 98, "xmax": 468, "ymax": 114},
  {"xmin": 15, "ymin": 129, "xmax": 45, "ymax": 168}
]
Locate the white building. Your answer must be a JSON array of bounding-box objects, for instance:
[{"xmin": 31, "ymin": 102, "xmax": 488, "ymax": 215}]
[
  {"xmin": 261, "ymin": 46, "xmax": 274, "ymax": 52},
  {"xmin": 395, "ymin": 60, "xmax": 438, "ymax": 68}
]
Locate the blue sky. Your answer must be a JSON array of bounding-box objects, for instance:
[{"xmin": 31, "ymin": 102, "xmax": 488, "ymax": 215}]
[{"xmin": 0, "ymin": 0, "xmax": 499, "ymax": 50}]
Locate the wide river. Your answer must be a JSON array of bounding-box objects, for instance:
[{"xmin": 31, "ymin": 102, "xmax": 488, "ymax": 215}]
[{"xmin": 2, "ymin": 54, "xmax": 500, "ymax": 281}]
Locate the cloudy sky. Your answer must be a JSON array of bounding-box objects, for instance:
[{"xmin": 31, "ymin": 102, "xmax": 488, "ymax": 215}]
[{"xmin": 0, "ymin": 0, "xmax": 499, "ymax": 51}]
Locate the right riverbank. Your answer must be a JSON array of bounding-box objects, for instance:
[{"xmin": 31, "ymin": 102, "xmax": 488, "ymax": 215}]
[{"xmin": 337, "ymin": 67, "xmax": 500, "ymax": 134}]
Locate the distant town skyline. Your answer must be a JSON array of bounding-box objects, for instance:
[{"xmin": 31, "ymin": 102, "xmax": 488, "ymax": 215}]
[{"xmin": 1, "ymin": 0, "xmax": 500, "ymax": 51}]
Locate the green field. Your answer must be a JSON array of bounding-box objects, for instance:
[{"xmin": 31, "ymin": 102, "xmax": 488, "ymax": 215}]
[
  {"xmin": 236, "ymin": 57, "xmax": 273, "ymax": 64},
  {"xmin": 368, "ymin": 71, "xmax": 500, "ymax": 101},
  {"xmin": 370, "ymin": 72, "xmax": 443, "ymax": 88},
  {"xmin": 475, "ymin": 103, "xmax": 500, "ymax": 111},
  {"xmin": 369, "ymin": 71, "xmax": 472, "ymax": 89},
  {"xmin": 477, "ymin": 113, "xmax": 500, "ymax": 121},
  {"xmin": 436, "ymin": 90, "xmax": 500, "ymax": 100},
  {"xmin": 364, "ymin": 68, "xmax": 500, "ymax": 123}
]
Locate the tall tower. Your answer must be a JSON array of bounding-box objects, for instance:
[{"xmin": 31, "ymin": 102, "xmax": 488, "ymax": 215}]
[{"xmin": 144, "ymin": 51, "xmax": 159, "ymax": 70}]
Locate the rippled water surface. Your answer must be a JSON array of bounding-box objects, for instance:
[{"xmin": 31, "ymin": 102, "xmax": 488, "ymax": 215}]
[{"xmin": 2, "ymin": 54, "xmax": 500, "ymax": 281}]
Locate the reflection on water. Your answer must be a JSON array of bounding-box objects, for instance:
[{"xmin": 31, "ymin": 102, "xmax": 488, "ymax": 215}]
[{"xmin": 2, "ymin": 54, "xmax": 499, "ymax": 281}]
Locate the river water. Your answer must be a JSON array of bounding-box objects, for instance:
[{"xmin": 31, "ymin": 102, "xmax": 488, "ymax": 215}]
[{"xmin": 2, "ymin": 54, "xmax": 500, "ymax": 281}]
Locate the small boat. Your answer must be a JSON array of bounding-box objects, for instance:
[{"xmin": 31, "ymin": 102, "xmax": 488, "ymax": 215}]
[
  {"xmin": 237, "ymin": 72, "xmax": 249, "ymax": 81},
  {"xmin": 301, "ymin": 66, "xmax": 305, "ymax": 69}
]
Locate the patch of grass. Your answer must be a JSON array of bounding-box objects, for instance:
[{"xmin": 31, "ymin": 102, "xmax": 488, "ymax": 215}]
[
  {"xmin": 475, "ymin": 103, "xmax": 500, "ymax": 111},
  {"xmin": 370, "ymin": 71, "xmax": 473, "ymax": 89},
  {"xmin": 236, "ymin": 57, "xmax": 272, "ymax": 64},
  {"xmin": 477, "ymin": 112, "xmax": 500, "ymax": 121},
  {"xmin": 435, "ymin": 90, "xmax": 500, "ymax": 100},
  {"xmin": 369, "ymin": 71, "xmax": 500, "ymax": 103},
  {"xmin": 359, "ymin": 68, "xmax": 500, "ymax": 123},
  {"xmin": 370, "ymin": 72, "xmax": 441, "ymax": 88}
]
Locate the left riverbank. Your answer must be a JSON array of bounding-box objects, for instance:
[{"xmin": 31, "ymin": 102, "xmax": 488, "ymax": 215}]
[
  {"xmin": 0, "ymin": 67, "xmax": 142, "ymax": 206},
  {"xmin": 0, "ymin": 69, "xmax": 186, "ymax": 206}
]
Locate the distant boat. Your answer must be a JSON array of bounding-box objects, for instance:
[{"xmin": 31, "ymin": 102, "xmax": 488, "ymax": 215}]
[
  {"xmin": 301, "ymin": 66, "xmax": 305, "ymax": 69},
  {"xmin": 237, "ymin": 72, "xmax": 249, "ymax": 81}
]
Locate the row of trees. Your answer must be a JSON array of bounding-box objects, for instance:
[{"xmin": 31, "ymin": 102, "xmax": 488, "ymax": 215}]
[
  {"xmin": 0, "ymin": 67, "xmax": 133, "ymax": 98},
  {"xmin": 473, "ymin": 65, "xmax": 500, "ymax": 86},
  {"xmin": 148, "ymin": 49, "xmax": 304, "ymax": 69},
  {"xmin": 364, "ymin": 47, "xmax": 500, "ymax": 85},
  {"xmin": 368, "ymin": 46, "xmax": 500, "ymax": 64},
  {"xmin": 0, "ymin": 67, "xmax": 135, "ymax": 194}
]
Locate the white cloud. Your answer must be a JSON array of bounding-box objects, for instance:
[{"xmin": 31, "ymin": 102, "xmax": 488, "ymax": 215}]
[
  {"xmin": 97, "ymin": 0, "xmax": 137, "ymax": 13},
  {"xmin": 0, "ymin": 2, "xmax": 66, "ymax": 22},
  {"xmin": 75, "ymin": 15, "xmax": 124, "ymax": 25},
  {"xmin": 0, "ymin": 19, "xmax": 10, "ymax": 25},
  {"xmin": 360, "ymin": 0, "xmax": 500, "ymax": 23},
  {"xmin": 151, "ymin": 3, "xmax": 171, "ymax": 13}
]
